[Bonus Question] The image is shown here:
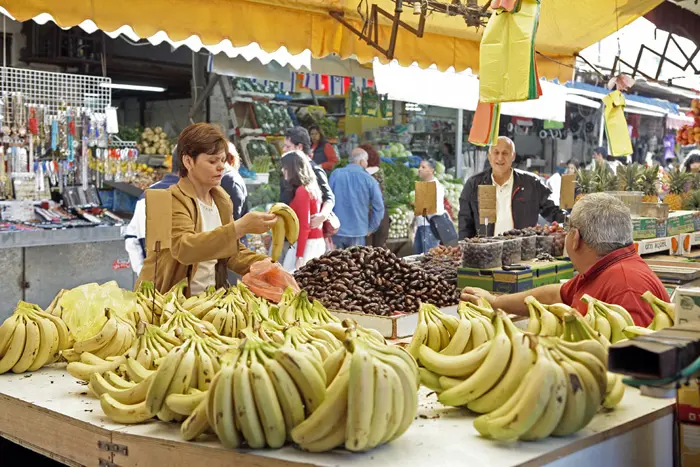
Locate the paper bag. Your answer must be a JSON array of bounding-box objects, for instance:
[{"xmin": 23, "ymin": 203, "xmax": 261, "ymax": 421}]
[
  {"xmin": 479, "ymin": 0, "xmax": 541, "ymax": 103},
  {"xmin": 603, "ymin": 91, "xmax": 633, "ymax": 157}
]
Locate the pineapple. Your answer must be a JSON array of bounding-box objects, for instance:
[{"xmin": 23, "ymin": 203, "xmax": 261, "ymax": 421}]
[
  {"xmin": 639, "ymin": 165, "xmax": 661, "ymax": 203},
  {"xmin": 594, "ymin": 164, "xmax": 618, "ymax": 192},
  {"xmin": 616, "ymin": 163, "xmax": 643, "ymax": 192},
  {"xmin": 575, "ymin": 169, "xmax": 596, "ymax": 202},
  {"xmin": 683, "ymin": 189, "xmax": 700, "ymax": 211},
  {"xmin": 663, "ymin": 166, "xmax": 693, "ymax": 211}
]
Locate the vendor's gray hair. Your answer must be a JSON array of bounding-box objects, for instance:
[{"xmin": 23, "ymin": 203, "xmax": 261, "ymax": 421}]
[
  {"xmin": 569, "ymin": 193, "xmax": 633, "ymax": 255},
  {"xmin": 350, "ymin": 148, "xmax": 369, "ymax": 164}
]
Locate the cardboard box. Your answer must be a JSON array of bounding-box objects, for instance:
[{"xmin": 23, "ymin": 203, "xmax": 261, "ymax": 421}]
[
  {"xmin": 679, "ymin": 378, "xmax": 700, "ymax": 424},
  {"xmin": 632, "ymin": 217, "xmax": 658, "ymax": 240},
  {"xmin": 457, "ymin": 267, "xmax": 494, "ymax": 292},
  {"xmin": 608, "ymin": 322, "xmax": 700, "ymax": 379},
  {"xmin": 556, "ymin": 261, "xmax": 575, "ymax": 281},
  {"xmin": 668, "ymin": 212, "xmax": 696, "ymax": 236},
  {"xmin": 493, "ymin": 268, "xmax": 533, "ymax": 294},
  {"xmin": 681, "ymin": 423, "xmax": 700, "ymax": 467},
  {"xmin": 531, "ymin": 263, "xmax": 558, "ymax": 288},
  {"xmin": 675, "ymin": 286, "xmax": 700, "ymax": 325},
  {"xmin": 635, "ymin": 237, "xmax": 672, "ymax": 256}
]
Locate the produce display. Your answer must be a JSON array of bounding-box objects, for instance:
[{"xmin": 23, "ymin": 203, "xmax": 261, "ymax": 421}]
[
  {"xmin": 388, "ymin": 206, "xmax": 413, "ymax": 239},
  {"xmin": 497, "ymin": 237, "xmax": 522, "ymax": 266},
  {"xmin": 675, "ymin": 98, "xmax": 700, "ymax": 146},
  {"xmin": 138, "ymin": 126, "xmax": 172, "ymax": 156},
  {"xmin": 253, "ymin": 102, "xmax": 294, "ymax": 135},
  {"xmin": 663, "ymin": 166, "xmax": 693, "ymax": 211},
  {"xmin": 294, "ymin": 246, "xmax": 460, "ymax": 315},
  {"xmin": 461, "ymin": 238, "xmax": 504, "ymax": 269},
  {"xmin": 234, "ymin": 77, "xmax": 283, "ymax": 95},
  {"xmin": 382, "ymin": 159, "xmax": 419, "ymax": 208},
  {"xmin": 406, "ymin": 300, "xmax": 622, "ymax": 441},
  {"xmin": 416, "ymin": 255, "xmax": 459, "ymax": 290},
  {"xmin": 251, "ymin": 155, "xmax": 272, "ymax": 174}
]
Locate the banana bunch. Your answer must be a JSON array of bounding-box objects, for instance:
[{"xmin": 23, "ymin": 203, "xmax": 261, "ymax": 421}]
[
  {"xmin": 96, "ymin": 335, "xmax": 225, "ymax": 424},
  {"xmin": 136, "ymin": 281, "xmax": 165, "ymax": 324},
  {"xmin": 290, "ymin": 326, "xmax": 419, "ymax": 453},
  {"xmin": 63, "ymin": 309, "xmax": 136, "ymax": 362},
  {"xmin": 183, "ymin": 287, "xmax": 228, "ymax": 319},
  {"xmin": 160, "ymin": 299, "xmax": 221, "ymax": 339},
  {"xmin": 580, "ymin": 295, "xmax": 633, "ymax": 343},
  {"xmin": 406, "ymin": 301, "xmax": 494, "ymax": 360},
  {"xmin": 269, "ymin": 203, "xmax": 300, "ymax": 262},
  {"xmin": 525, "ymin": 297, "xmax": 566, "ymax": 336},
  {"xmin": 0, "ymin": 301, "xmax": 71, "ymax": 374},
  {"xmin": 603, "ymin": 372, "xmax": 625, "ymax": 409},
  {"xmin": 472, "ymin": 333, "xmax": 608, "ymax": 441},
  {"xmin": 274, "ymin": 290, "xmax": 340, "ymax": 325},
  {"xmin": 641, "ymin": 291, "xmax": 675, "ymax": 331},
  {"xmin": 200, "ymin": 293, "xmax": 250, "ymax": 337},
  {"xmin": 281, "ymin": 323, "xmax": 343, "ymax": 365},
  {"xmin": 194, "ymin": 336, "xmax": 328, "ymax": 448},
  {"xmin": 126, "ymin": 321, "xmax": 182, "ymax": 370},
  {"xmin": 67, "ymin": 353, "xmax": 128, "ymax": 381}
]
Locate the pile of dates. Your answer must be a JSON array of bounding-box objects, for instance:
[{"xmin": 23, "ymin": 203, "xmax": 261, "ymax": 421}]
[{"xmin": 294, "ymin": 246, "xmax": 459, "ymax": 316}]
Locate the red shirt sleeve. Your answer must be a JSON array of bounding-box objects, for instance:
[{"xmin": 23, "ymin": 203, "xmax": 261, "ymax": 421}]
[
  {"xmin": 321, "ymin": 143, "xmax": 338, "ymax": 170},
  {"xmin": 290, "ymin": 186, "xmax": 311, "ymax": 258}
]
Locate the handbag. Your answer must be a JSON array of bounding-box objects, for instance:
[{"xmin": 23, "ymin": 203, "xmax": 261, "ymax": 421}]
[
  {"xmin": 323, "ymin": 211, "xmax": 341, "ymax": 237},
  {"xmin": 429, "ymin": 213, "xmax": 459, "ymax": 246}
]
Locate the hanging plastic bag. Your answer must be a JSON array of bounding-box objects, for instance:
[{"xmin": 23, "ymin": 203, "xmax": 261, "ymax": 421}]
[
  {"xmin": 242, "ymin": 259, "xmax": 301, "ymax": 303},
  {"xmin": 602, "ymin": 91, "xmax": 633, "ymax": 157},
  {"xmin": 469, "ymin": 102, "xmax": 502, "ymax": 146},
  {"xmin": 479, "ymin": 0, "xmax": 542, "ymax": 103}
]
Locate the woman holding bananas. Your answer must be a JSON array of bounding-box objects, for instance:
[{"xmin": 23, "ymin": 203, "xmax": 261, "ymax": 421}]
[
  {"xmin": 136, "ymin": 123, "xmax": 293, "ymax": 295},
  {"xmin": 280, "ymin": 151, "xmax": 326, "ymax": 272}
]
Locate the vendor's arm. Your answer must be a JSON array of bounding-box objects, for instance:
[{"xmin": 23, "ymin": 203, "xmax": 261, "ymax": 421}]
[
  {"xmin": 315, "ymin": 166, "xmax": 335, "ymax": 215},
  {"xmin": 536, "ymin": 178, "xmax": 567, "ymax": 223},
  {"xmin": 461, "ymin": 284, "xmax": 563, "ymax": 316}
]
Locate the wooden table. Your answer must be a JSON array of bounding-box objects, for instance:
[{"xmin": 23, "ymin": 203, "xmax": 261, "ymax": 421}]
[{"xmin": 0, "ymin": 366, "xmax": 675, "ymax": 467}]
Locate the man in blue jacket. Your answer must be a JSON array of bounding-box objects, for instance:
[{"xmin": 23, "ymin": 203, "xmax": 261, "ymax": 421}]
[{"xmin": 329, "ymin": 147, "xmax": 384, "ymax": 248}]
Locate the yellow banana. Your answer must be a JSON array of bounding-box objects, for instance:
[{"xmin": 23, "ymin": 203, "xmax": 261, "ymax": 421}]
[
  {"xmin": 0, "ymin": 316, "xmax": 27, "ymax": 374},
  {"xmin": 345, "ymin": 345, "xmax": 374, "ymax": 452},
  {"xmin": 66, "ymin": 355, "xmax": 127, "ymax": 382},
  {"xmin": 234, "ymin": 351, "xmax": 266, "ymax": 449},
  {"xmin": 125, "ymin": 357, "xmax": 155, "ymax": 383},
  {"xmin": 166, "ymin": 390, "xmax": 207, "ymax": 416},
  {"xmin": 418, "ymin": 341, "xmax": 491, "ymax": 378},
  {"xmin": 28, "ymin": 314, "xmax": 59, "ymax": 371},
  {"xmin": 439, "ymin": 316, "xmax": 472, "ymax": 356},
  {"xmin": 13, "ymin": 318, "xmax": 40, "ymax": 373},
  {"xmin": 275, "ymin": 347, "xmax": 327, "ymax": 415},
  {"xmin": 367, "ymin": 360, "xmax": 392, "ymax": 449},
  {"xmin": 0, "ymin": 314, "xmax": 21, "ymax": 356},
  {"xmin": 250, "ymin": 350, "xmax": 286, "ymax": 448},
  {"xmin": 74, "ymin": 318, "xmax": 118, "ymax": 354},
  {"xmin": 181, "ymin": 398, "xmax": 210, "ymax": 441},
  {"xmin": 270, "ymin": 203, "xmax": 300, "ymax": 244},
  {"xmin": 259, "ymin": 349, "xmax": 306, "ymax": 439},
  {"xmin": 603, "ymin": 372, "xmax": 625, "ymax": 409},
  {"xmin": 520, "ymin": 347, "xmax": 568, "ymax": 441},
  {"xmin": 145, "ymin": 345, "xmax": 186, "ymax": 414},
  {"xmin": 100, "ymin": 394, "xmax": 154, "ymax": 424}
]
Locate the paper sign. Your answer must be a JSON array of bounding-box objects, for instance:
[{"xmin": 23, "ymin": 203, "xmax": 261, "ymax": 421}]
[
  {"xmin": 478, "ymin": 185, "xmax": 497, "ymax": 224},
  {"xmin": 414, "ymin": 181, "xmax": 438, "ymax": 216},
  {"xmin": 560, "ymin": 174, "xmax": 576, "ymax": 209},
  {"xmin": 146, "ymin": 189, "xmax": 172, "ymax": 251}
]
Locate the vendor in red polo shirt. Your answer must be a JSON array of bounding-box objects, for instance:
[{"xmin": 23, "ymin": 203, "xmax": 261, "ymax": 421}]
[{"xmin": 460, "ymin": 193, "xmax": 668, "ymax": 327}]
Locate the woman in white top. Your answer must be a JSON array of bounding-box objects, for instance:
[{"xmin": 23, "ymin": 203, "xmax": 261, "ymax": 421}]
[
  {"xmin": 136, "ymin": 123, "xmax": 288, "ymax": 296},
  {"xmin": 413, "ymin": 159, "xmax": 445, "ymax": 255}
]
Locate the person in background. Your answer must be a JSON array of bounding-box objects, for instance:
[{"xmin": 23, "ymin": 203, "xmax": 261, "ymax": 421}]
[
  {"xmin": 461, "ymin": 193, "xmax": 668, "ymax": 327},
  {"xmin": 279, "ymin": 151, "xmax": 326, "ymax": 272},
  {"xmin": 360, "ymin": 143, "xmax": 391, "ymax": 248},
  {"xmin": 281, "ymin": 127, "xmax": 335, "ymax": 230},
  {"xmin": 566, "ymin": 159, "xmax": 580, "ymax": 175},
  {"xmin": 683, "ymin": 150, "xmax": 700, "ymax": 173},
  {"xmin": 413, "ymin": 159, "xmax": 445, "ymax": 254},
  {"xmin": 329, "ymin": 148, "xmax": 384, "ymax": 248},
  {"xmin": 124, "ymin": 146, "xmax": 180, "ymax": 275},
  {"xmin": 136, "ymin": 123, "xmax": 284, "ymax": 295},
  {"xmin": 458, "ymin": 136, "xmax": 567, "ymax": 239},
  {"xmin": 440, "ymin": 142, "xmax": 455, "ymax": 170},
  {"xmin": 309, "ymin": 124, "xmax": 338, "ymax": 171},
  {"xmin": 219, "ymin": 142, "xmax": 249, "ymax": 221}
]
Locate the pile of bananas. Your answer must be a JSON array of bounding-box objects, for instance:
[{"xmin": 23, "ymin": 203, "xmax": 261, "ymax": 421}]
[
  {"xmin": 62, "ymin": 309, "xmax": 137, "ymax": 362},
  {"xmin": 127, "ymin": 322, "xmax": 181, "ymax": 370},
  {"xmin": 92, "ymin": 334, "xmax": 229, "ymax": 424},
  {"xmin": 0, "ymin": 301, "xmax": 71, "ymax": 374},
  {"xmin": 290, "ymin": 326, "xmax": 419, "ymax": 453},
  {"xmin": 269, "ymin": 203, "xmax": 300, "ymax": 262},
  {"xmin": 406, "ymin": 301, "xmax": 495, "ymax": 359}
]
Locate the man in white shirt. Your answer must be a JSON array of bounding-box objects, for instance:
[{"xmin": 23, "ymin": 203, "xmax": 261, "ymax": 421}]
[
  {"xmin": 413, "ymin": 159, "xmax": 445, "ymax": 254},
  {"xmin": 458, "ymin": 136, "xmax": 567, "ymax": 238}
]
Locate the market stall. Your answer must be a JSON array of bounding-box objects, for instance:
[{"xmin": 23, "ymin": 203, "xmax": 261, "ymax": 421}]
[{"xmin": 0, "ymin": 370, "xmax": 674, "ymax": 467}]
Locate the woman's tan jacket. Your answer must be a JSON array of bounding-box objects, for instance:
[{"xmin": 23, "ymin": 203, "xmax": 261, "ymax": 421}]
[{"xmin": 135, "ymin": 177, "xmax": 266, "ymax": 295}]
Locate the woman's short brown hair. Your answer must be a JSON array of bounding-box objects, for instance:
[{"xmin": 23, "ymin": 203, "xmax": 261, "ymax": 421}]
[
  {"xmin": 177, "ymin": 123, "xmax": 227, "ymax": 177},
  {"xmin": 359, "ymin": 143, "xmax": 380, "ymax": 168}
]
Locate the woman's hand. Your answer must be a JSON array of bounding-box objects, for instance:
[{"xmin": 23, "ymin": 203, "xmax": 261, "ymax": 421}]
[
  {"xmin": 236, "ymin": 212, "xmax": 278, "ymax": 236},
  {"xmin": 460, "ymin": 287, "xmax": 496, "ymax": 306}
]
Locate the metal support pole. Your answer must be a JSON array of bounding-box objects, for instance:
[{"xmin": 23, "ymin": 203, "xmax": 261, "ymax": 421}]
[
  {"xmin": 598, "ymin": 110, "xmax": 605, "ymax": 148},
  {"xmin": 456, "ymin": 109, "xmax": 464, "ymax": 180}
]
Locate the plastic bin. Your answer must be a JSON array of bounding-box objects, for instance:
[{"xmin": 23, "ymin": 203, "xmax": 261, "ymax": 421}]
[
  {"xmin": 536, "ymin": 235, "xmax": 554, "ymax": 255},
  {"xmin": 501, "ymin": 237, "xmax": 523, "ymax": 266},
  {"xmin": 520, "ymin": 235, "xmax": 537, "ymax": 261},
  {"xmin": 462, "ymin": 239, "xmax": 504, "ymax": 269}
]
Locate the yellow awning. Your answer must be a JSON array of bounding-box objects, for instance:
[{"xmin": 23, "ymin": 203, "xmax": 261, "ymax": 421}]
[{"xmin": 4, "ymin": 0, "xmax": 663, "ymax": 82}]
